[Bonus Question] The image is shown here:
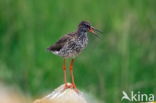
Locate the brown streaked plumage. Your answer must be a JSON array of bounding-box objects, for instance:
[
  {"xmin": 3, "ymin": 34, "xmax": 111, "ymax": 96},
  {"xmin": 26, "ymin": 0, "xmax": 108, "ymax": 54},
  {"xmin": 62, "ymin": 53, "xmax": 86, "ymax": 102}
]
[{"xmin": 47, "ymin": 21, "xmax": 101, "ymax": 92}]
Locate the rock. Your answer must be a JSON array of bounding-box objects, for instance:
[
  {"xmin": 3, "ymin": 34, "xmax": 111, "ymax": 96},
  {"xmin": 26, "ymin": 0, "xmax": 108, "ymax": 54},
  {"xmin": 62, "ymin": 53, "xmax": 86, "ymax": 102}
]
[
  {"xmin": 0, "ymin": 84, "xmax": 29, "ymax": 103},
  {"xmin": 34, "ymin": 83, "xmax": 87, "ymax": 103}
]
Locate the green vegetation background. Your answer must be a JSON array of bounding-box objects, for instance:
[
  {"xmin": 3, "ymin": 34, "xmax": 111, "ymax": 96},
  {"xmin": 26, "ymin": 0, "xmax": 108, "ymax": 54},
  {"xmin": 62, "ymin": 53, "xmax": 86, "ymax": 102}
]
[{"xmin": 0, "ymin": 0, "xmax": 156, "ymax": 102}]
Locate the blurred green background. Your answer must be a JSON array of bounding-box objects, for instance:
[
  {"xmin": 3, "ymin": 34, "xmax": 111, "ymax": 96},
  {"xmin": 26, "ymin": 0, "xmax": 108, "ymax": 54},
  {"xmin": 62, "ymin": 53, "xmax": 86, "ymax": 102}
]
[{"xmin": 0, "ymin": 0, "xmax": 156, "ymax": 102}]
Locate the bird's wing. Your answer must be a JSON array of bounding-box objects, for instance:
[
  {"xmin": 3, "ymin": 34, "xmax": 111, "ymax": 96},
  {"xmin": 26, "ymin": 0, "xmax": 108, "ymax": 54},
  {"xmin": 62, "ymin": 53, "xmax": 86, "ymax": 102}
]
[{"xmin": 47, "ymin": 33, "xmax": 75, "ymax": 52}]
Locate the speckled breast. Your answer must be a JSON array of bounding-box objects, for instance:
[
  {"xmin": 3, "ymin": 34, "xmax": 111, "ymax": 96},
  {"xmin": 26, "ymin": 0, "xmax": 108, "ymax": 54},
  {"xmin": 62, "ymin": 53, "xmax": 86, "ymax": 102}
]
[{"xmin": 59, "ymin": 34, "xmax": 88, "ymax": 58}]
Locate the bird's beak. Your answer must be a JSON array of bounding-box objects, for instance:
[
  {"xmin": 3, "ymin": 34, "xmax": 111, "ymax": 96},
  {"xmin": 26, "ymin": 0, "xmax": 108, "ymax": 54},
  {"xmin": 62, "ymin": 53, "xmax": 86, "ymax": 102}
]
[
  {"xmin": 89, "ymin": 26, "xmax": 96, "ymax": 34},
  {"xmin": 89, "ymin": 26, "xmax": 102, "ymax": 39}
]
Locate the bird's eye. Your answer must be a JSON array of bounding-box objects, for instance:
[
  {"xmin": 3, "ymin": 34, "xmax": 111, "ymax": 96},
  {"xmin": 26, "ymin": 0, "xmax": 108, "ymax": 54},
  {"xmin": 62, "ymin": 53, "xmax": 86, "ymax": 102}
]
[{"xmin": 85, "ymin": 24, "xmax": 90, "ymax": 28}]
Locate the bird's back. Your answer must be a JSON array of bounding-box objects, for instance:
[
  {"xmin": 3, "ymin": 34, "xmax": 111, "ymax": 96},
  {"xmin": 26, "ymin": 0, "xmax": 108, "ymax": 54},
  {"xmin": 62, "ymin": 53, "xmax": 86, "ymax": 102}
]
[
  {"xmin": 47, "ymin": 33, "xmax": 75, "ymax": 52},
  {"xmin": 48, "ymin": 32, "xmax": 88, "ymax": 58}
]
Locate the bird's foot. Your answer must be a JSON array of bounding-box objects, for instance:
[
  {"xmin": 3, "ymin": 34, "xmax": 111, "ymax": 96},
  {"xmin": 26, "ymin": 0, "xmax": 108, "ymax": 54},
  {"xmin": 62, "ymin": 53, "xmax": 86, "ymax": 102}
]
[
  {"xmin": 73, "ymin": 88, "xmax": 79, "ymax": 93},
  {"xmin": 62, "ymin": 83, "xmax": 79, "ymax": 93},
  {"xmin": 72, "ymin": 83, "xmax": 79, "ymax": 93},
  {"xmin": 63, "ymin": 83, "xmax": 73, "ymax": 90}
]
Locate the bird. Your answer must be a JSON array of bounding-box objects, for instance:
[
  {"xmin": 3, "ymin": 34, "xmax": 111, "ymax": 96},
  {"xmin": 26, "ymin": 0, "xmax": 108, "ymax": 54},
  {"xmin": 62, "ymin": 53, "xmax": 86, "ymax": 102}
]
[{"xmin": 47, "ymin": 21, "xmax": 101, "ymax": 92}]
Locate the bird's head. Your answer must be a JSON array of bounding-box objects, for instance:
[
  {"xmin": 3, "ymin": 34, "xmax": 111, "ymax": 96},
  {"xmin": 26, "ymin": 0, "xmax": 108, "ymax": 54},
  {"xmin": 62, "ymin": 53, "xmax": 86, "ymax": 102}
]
[{"xmin": 78, "ymin": 21, "xmax": 102, "ymax": 38}]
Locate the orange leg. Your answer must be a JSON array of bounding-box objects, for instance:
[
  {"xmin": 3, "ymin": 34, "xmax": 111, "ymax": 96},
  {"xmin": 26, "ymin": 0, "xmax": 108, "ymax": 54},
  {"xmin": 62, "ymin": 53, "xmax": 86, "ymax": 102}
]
[
  {"xmin": 69, "ymin": 59, "xmax": 79, "ymax": 92},
  {"xmin": 63, "ymin": 59, "xmax": 67, "ymax": 89},
  {"xmin": 63, "ymin": 59, "xmax": 73, "ymax": 90}
]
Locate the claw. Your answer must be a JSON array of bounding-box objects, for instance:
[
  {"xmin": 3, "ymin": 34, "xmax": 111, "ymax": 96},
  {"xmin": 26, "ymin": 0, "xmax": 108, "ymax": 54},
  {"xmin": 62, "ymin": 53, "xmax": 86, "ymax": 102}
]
[
  {"xmin": 63, "ymin": 83, "xmax": 73, "ymax": 91},
  {"xmin": 72, "ymin": 83, "xmax": 79, "ymax": 93},
  {"xmin": 73, "ymin": 88, "xmax": 79, "ymax": 93},
  {"xmin": 62, "ymin": 83, "xmax": 79, "ymax": 94}
]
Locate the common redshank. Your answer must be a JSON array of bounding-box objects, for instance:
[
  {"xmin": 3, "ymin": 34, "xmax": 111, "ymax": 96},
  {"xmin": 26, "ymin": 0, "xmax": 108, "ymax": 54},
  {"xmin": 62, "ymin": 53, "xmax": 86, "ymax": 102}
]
[{"xmin": 47, "ymin": 21, "xmax": 101, "ymax": 91}]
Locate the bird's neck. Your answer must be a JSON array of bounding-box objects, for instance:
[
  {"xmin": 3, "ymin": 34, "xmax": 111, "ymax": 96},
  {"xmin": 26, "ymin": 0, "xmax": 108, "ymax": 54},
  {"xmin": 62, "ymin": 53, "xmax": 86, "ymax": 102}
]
[
  {"xmin": 77, "ymin": 27, "xmax": 87, "ymax": 33},
  {"xmin": 76, "ymin": 31, "xmax": 88, "ymax": 42},
  {"xmin": 77, "ymin": 28, "xmax": 88, "ymax": 37}
]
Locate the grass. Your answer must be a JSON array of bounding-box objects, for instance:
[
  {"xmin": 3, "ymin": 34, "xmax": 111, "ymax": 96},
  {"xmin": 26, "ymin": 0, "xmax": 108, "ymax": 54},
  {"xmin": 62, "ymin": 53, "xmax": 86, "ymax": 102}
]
[{"xmin": 0, "ymin": 0, "xmax": 156, "ymax": 102}]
